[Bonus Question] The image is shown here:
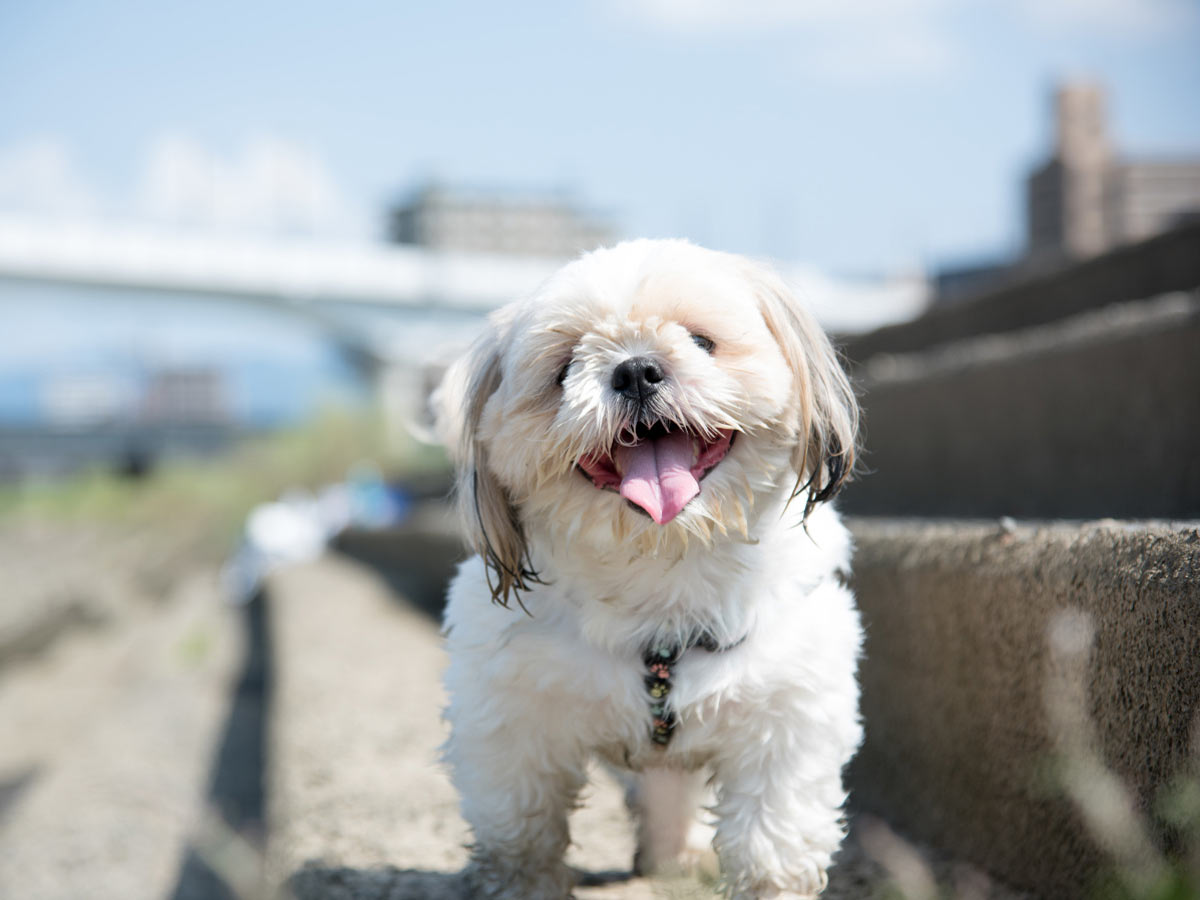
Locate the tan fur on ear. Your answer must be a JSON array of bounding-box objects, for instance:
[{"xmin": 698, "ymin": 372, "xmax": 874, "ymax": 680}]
[
  {"xmin": 449, "ymin": 330, "xmax": 539, "ymax": 608},
  {"xmin": 749, "ymin": 263, "xmax": 859, "ymax": 517}
]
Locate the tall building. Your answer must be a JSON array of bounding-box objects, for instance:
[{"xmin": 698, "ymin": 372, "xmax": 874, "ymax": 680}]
[
  {"xmin": 389, "ymin": 183, "xmax": 614, "ymax": 258},
  {"xmin": 1026, "ymin": 82, "xmax": 1200, "ymax": 264}
]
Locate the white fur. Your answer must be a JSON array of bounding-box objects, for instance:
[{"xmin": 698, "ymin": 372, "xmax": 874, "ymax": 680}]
[{"xmin": 437, "ymin": 240, "xmax": 863, "ymax": 899}]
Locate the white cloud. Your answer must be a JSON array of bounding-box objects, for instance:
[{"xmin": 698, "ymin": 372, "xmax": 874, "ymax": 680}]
[
  {"xmin": 610, "ymin": 0, "xmax": 960, "ymax": 80},
  {"xmin": 0, "ymin": 134, "xmax": 369, "ymax": 239},
  {"xmin": 608, "ymin": 0, "xmax": 1195, "ymax": 81},
  {"xmin": 804, "ymin": 19, "xmax": 959, "ymax": 82},
  {"xmin": 137, "ymin": 135, "xmax": 368, "ymax": 237},
  {"xmin": 1012, "ymin": 0, "xmax": 1198, "ymax": 38},
  {"xmin": 0, "ymin": 139, "xmax": 103, "ymax": 221},
  {"xmin": 619, "ymin": 0, "xmax": 945, "ymax": 34},
  {"xmin": 618, "ymin": 0, "xmax": 1195, "ymax": 37}
]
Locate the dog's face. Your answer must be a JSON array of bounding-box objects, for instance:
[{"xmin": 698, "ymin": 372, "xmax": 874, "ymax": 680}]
[{"xmin": 437, "ymin": 240, "xmax": 857, "ymax": 603}]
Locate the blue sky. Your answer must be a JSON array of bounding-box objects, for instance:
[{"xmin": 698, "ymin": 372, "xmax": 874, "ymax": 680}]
[{"xmin": 1, "ymin": 0, "xmax": 1198, "ymax": 274}]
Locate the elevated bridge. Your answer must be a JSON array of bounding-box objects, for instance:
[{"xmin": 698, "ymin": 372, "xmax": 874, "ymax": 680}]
[{"xmin": 0, "ymin": 217, "xmax": 562, "ymax": 368}]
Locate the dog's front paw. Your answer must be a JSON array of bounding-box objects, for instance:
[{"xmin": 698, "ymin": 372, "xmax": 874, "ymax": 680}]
[
  {"xmin": 634, "ymin": 842, "xmax": 720, "ymax": 880},
  {"xmin": 464, "ymin": 854, "xmax": 575, "ymax": 900},
  {"xmin": 725, "ymin": 863, "xmax": 829, "ymax": 900},
  {"xmin": 728, "ymin": 886, "xmax": 825, "ymax": 900}
]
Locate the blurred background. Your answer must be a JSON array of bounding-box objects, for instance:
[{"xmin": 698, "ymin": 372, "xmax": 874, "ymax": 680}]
[
  {"xmin": 1, "ymin": 1, "xmax": 1198, "ymax": 484},
  {"xmin": 1, "ymin": 2, "xmax": 1198, "ymax": 899}
]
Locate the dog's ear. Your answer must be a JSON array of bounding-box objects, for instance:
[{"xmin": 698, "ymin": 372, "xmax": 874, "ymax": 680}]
[
  {"xmin": 439, "ymin": 327, "xmax": 537, "ymax": 608},
  {"xmin": 749, "ymin": 263, "xmax": 859, "ymax": 516}
]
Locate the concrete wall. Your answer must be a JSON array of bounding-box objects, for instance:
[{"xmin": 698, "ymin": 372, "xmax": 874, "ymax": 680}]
[
  {"xmin": 847, "ymin": 517, "xmax": 1200, "ymax": 898},
  {"xmin": 834, "ymin": 214, "xmax": 1200, "ymax": 896},
  {"xmin": 839, "ymin": 292, "xmax": 1200, "ymax": 519},
  {"xmin": 840, "ymin": 220, "xmax": 1200, "ymax": 362}
]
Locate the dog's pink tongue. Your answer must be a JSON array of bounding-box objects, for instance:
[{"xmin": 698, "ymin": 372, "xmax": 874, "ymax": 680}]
[{"xmin": 615, "ymin": 431, "xmax": 699, "ymax": 525}]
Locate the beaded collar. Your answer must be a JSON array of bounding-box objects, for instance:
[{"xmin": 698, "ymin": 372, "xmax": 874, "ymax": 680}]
[{"xmin": 642, "ymin": 630, "xmax": 747, "ymax": 746}]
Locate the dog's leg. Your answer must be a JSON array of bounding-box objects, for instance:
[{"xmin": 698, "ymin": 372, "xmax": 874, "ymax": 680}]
[
  {"xmin": 628, "ymin": 767, "xmax": 717, "ymax": 877},
  {"xmin": 444, "ymin": 702, "xmax": 585, "ymax": 900},
  {"xmin": 710, "ymin": 709, "xmax": 856, "ymax": 899}
]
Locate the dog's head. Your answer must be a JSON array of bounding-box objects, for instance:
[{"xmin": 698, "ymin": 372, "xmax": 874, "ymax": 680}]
[{"xmin": 435, "ymin": 240, "xmax": 858, "ymax": 605}]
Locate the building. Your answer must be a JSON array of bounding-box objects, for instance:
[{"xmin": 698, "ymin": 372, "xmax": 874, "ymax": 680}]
[
  {"xmin": 389, "ymin": 183, "xmax": 614, "ymax": 258},
  {"xmin": 1106, "ymin": 161, "xmax": 1200, "ymax": 245},
  {"xmin": 933, "ymin": 81, "xmax": 1200, "ymax": 306},
  {"xmin": 41, "ymin": 372, "xmax": 136, "ymax": 426},
  {"xmin": 1026, "ymin": 82, "xmax": 1200, "ymax": 265},
  {"xmin": 140, "ymin": 367, "xmax": 230, "ymax": 424}
]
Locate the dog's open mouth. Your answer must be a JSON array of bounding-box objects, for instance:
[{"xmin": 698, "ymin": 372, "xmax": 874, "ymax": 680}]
[{"xmin": 577, "ymin": 422, "xmax": 735, "ymax": 525}]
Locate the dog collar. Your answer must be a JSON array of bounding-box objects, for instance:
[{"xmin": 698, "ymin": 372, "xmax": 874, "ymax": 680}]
[{"xmin": 642, "ymin": 630, "xmax": 748, "ymax": 746}]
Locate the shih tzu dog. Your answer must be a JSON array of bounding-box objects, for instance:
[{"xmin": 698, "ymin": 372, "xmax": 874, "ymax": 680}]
[{"xmin": 434, "ymin": 239, "xmax": 862, "ymax": 899}]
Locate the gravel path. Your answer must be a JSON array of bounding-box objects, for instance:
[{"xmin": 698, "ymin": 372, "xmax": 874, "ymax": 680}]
[
  {"xmin": 0, "ymin": 533, "xmax": 1026, "ymax": 900},
  {"xmin": 265, "ymin": 555, "xmax": 978, "ymax": 900},
  {"xmin": 0, "ymin": 565, "xmax": 240, "ymax": 900},
  {"xmin": 267, "ymin": 556, "xmax": 675, "ymax": 900}
]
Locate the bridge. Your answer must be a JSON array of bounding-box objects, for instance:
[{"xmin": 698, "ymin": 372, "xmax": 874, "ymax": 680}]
[
  {"xmin": 0, "ymin": 217, "xmax": 926, "ymax": 479},
  {"xmin": 0, "ymin": 217, "xmax": 563, "ymax": 368},
  {"xmin": 0, "ymin": 218, "xmax": 575, "ymax": 478},
  {"xmin": 0, "ymin": 217, "xmax": 928, "ymax": 357}
]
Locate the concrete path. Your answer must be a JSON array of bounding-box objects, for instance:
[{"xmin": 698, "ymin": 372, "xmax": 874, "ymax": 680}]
[
  {"xmin": 0, "ymin": 537, "xmax": 1026, "ymax": 899},
  {"xmin": 265, "ymin": 554, "xmax": 1025, "ymax": 900},
  {"xmin": 0, "ymin": 566, "xmax": 241, "ymax": 900},
  {"xmin": 267, "ymin": 556, "xmax": 676, "ymax": 900}
]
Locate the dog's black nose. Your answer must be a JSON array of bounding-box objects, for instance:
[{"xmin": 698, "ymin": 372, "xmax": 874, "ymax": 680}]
[{"xmin": 611, "ymin": 356, "xmax": 664, "ymax": 402}]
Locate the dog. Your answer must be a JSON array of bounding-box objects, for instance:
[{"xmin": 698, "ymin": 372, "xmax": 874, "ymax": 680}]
[{"xmin": 435, "ymin": 239, "xmax": 863, "ymax": 899}]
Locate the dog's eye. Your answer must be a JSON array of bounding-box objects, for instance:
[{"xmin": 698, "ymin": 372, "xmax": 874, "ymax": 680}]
[
  {"xmin": 556, "ymin": 361, "xmax": 571, "ymax": 386},
  {"xmin": 691, "ymin": 333, "xmax": 716, "ymax": 354}
]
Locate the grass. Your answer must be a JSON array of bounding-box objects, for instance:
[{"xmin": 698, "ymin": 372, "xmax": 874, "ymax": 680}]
[{"xmin": 0, "ymin": 408, "xmax": 451, "ymax": 560}]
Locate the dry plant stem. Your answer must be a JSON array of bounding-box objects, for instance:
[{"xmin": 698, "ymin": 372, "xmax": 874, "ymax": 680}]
[{"xmin": 1044, "ymin": 608, "xmax": 1167, "ymax": 896}]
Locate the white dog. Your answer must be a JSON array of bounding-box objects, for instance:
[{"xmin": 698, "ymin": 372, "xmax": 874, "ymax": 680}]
[{"xmin": 435, "ymin": 240, "xmax": 863, "ymax": 900}]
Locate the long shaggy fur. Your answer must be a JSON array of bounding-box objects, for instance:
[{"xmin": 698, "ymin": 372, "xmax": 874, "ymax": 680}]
[{"xmin": 435, "ymin": 240, "xmax": 863, "ymax": 899}]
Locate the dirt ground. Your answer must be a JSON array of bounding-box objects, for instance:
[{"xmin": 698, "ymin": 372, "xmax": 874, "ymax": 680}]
[
  {"xmin": 265, "ymin": 555, "xmax": 1017, "ymax": 900},
  {"xmin": 0, "ymin": 555, "xmax": 241, "ymax": 899},
  {"xmin": 0, "ymin": 519, "xmax": 1024, "ymax": 900}
]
